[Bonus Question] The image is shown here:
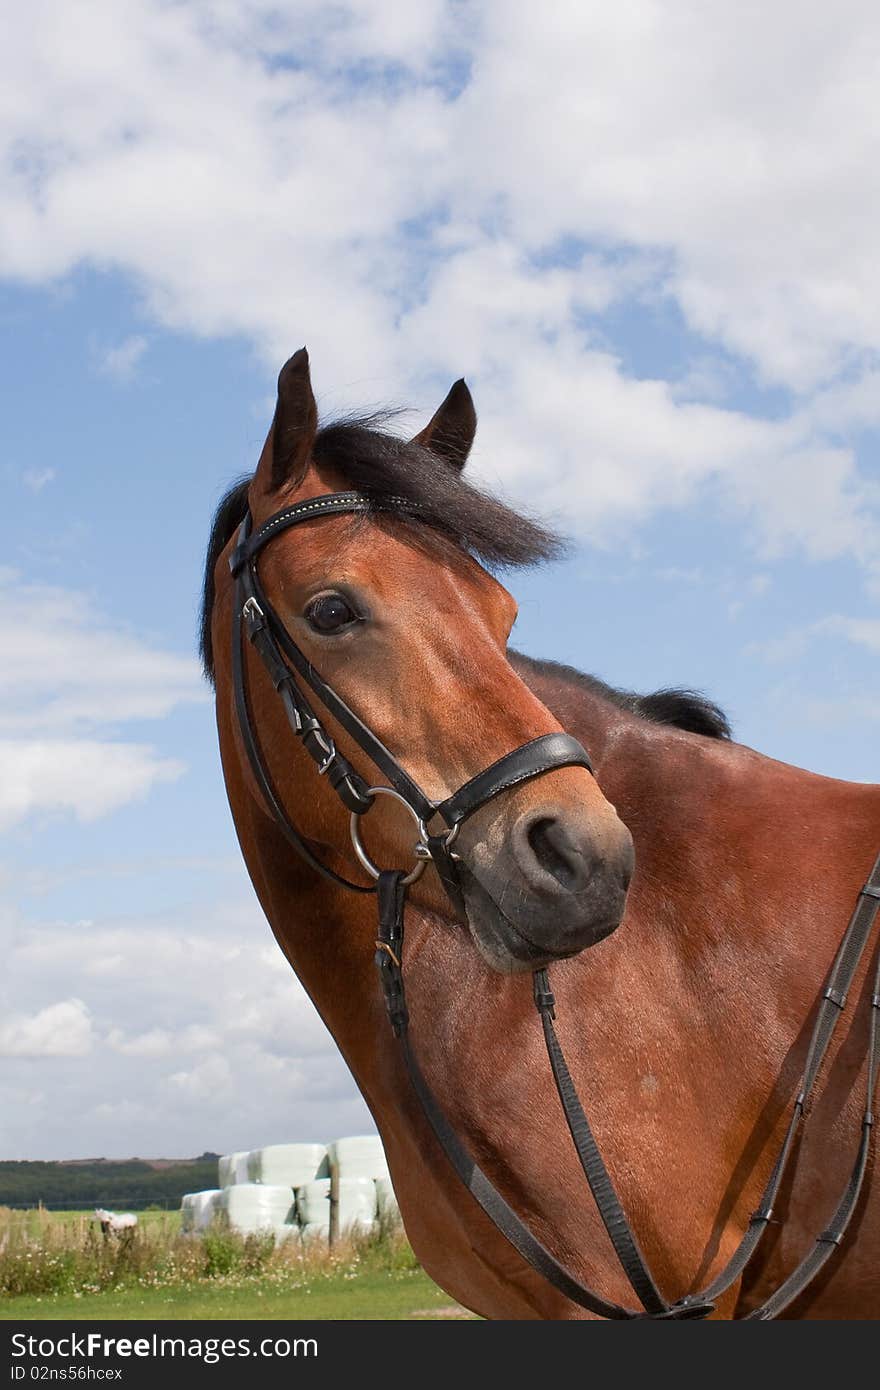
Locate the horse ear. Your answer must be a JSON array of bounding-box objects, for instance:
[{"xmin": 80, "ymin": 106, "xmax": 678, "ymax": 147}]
[
  {"xmin": 412, "ymin": 379, "xmax": 476, "ymax": 471},
  {"xmin": 257, "ymin": 347, "xmax": 318, "ymax": 494}
]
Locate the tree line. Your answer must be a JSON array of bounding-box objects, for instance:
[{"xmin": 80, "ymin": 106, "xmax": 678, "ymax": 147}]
[{"xmin": 0, "ymin": 1155, "xmax": 220, "ymax": 1208}]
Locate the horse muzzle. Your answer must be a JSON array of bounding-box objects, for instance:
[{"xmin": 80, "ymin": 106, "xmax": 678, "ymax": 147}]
[{"xmin": 454, "ymin": 800, "xmax": 634, "ymax": 973}]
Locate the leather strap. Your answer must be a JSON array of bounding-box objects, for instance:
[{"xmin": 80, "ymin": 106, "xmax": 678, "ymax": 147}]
[
  {"xmin": 743, "ymin": 853, "xmax": 880, "ymax": 1318},
  {"xmin": 372, "ymin": 872, "xmax": 643, "ymax": 1320},
  {"xmin": 230, "ymin": 492, "xmax": 374, "ymax": 575},
  {"xmin": 697, "ymin": 850, "xmax": 880, "ymax": 1309},
  {"xmin": 435, "ymin": 734, "xmax": 593, "ymax": 828},
  {"xmin": 533, "ymin": 970, "xmax": 682, "ymax": 1317},
  {"xmin": 254, "ymin": 571, "xmax": 437, "ymax": 824},
  {"xmin": 231, "ymin": 543, "xmax": 375, "ymax": 893}
]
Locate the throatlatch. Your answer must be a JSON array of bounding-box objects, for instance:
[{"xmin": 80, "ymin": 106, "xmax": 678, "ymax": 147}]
[{"xmin": 230, "ymin": 489, "xmax": 880, "ymax": 1321}]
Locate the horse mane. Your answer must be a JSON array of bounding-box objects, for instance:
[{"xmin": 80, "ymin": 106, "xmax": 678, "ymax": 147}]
[
  {"xmin": 200, "ymin": 475, "xmax": 251, "ymax": 683},
  {"xmin": 198, "ymin": 420, "xmax": 732, "ymax": 742},
  {"xmin": 510, "ymin": 652, "xmax": 732, "ymax": 741}
]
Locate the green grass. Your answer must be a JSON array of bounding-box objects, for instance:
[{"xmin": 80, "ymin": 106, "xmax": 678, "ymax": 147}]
[{"xmin": 1, "ymin": 1268, "xmax": 464, "ymax": 1321}]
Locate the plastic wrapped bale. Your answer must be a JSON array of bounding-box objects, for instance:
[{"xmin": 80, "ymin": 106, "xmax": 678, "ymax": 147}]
[
  {"xmin": 296, "ymin": 1179, "xmax": 330, "ymax": 1236},
  {"xmin": 247, "ymin": 1143, "xmax": 328, "ymax": 1187},
  {"xmin": 180, "ymin": 1193, "xmax": 198, "ymax": 1234},
  {"xmin": 217, "ymin": 1184, "xmax": 296, "ymax": 1234},
  {"xmin": 218, "ymin": 1152, "xmax": 249, "ymax": 1188},
  {"xmin": 234, "ymin": 1152, "xmax": 251, "ymax": 1184},
  {"xmin": 192, "ymin": 1190, "xmax": 222, "ymax": 1232},
  {"xmin": 374, "ymin": 1177, "xmax": 400, "ymax": 1225},
  {"xmin": 327, "ymin": 1135, "xmax": 390, "ymax": 1182},
  {"xmin": 335, "ymin": 1176, "xmax": 378, "ymax": 1236}
]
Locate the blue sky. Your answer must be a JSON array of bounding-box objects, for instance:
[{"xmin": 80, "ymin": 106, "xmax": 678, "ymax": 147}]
[{"xmin": 1, "ymin": 1, "xmax": 878, "ymax": 1160}]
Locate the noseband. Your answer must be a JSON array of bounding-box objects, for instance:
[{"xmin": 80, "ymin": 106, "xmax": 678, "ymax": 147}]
[{"xmin": 228, "ymin": 491, "xmax": 880, "ymax": 1322}]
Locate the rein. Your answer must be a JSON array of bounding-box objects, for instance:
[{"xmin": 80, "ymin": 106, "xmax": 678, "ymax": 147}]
[{"xmin": 229, "ymin": 490, "xmax": 880, "ymax": 1321}]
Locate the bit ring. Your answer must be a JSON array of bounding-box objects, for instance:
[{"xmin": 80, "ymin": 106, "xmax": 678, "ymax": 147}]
[{"xmin": 350, "ymin": 786, "xmax": 429, "ymax": 886}]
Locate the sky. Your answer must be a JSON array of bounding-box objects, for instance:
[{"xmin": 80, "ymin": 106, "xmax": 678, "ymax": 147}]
[{"xmin": 1, "ymin": 1, "xmax": 878, "ymax": 1161}]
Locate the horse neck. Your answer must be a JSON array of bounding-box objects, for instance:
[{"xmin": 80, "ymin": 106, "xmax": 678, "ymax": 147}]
[{"xmin": 516, "ymin": 660, "xmax": 878, "ymax": 1035}]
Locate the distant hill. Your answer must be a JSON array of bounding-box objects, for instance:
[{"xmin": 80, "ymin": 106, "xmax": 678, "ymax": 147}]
[{"xmin": 0, "ymin": 1154, "xmax": 220, "ymax": 1209}]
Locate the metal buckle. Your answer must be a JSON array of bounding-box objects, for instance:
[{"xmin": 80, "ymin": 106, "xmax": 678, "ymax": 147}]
[
  {"xmin": 313, "ymin": 733, "xmax": 337, "ymax": 776},
  {"xmin": 242, "ymin": 596, "xmax": 264, "ymax": 624},
  {"xmin": 350, "ymin": 786, "xmax": 429, "ymax": 886},
  {"xmin": 419, "ymin": 816, "xmax": 461, "ymax": 861}
]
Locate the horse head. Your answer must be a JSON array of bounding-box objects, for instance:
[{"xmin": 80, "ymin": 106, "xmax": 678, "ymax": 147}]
[{"xmin": 207, "ymin": 349, "xmax": 633, "ymax": 972}]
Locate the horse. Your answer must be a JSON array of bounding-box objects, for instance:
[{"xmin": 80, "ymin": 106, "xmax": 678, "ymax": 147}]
[{"xmin": 201, "ymin": 348, "xmax": 879, "ymax": 1319}]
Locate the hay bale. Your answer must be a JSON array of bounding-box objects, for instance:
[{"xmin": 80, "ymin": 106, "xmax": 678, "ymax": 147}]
[
  {"xmin": 181, "ymin": 1189, "xmax": 222, "ymax": 1232},
  {"xmin": 217, "ymin": 1152, "xmax": 249, "ymax": 1187},
  {"xmin": 217, "ymin": 1183, "xmax": 296, "ymax": 1233},
  {"xmin": 327, "ymin": 1135, "xmax": 389, "ymax": 1182},
  {"xmin": 335, "ymin": 1176, "xmax": 378, "ymax": 1235},
  {"xmin": 247, "ymin": 1143, "xmax": 328, "ymax": 1187},
  {"xmin": 180, "ymin": 1193, "xmax": 197, "ymax": 1233},
  {"xmin": 296, "ymin": 1179, "xmax": 330, "ymax": 1230}
]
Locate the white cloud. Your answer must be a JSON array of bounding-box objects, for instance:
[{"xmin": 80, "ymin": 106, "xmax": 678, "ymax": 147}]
[
  {"xmin": 0, "ymin": 739, "xmax": 183, "ymax": 831},
  {"xmin": 97, "ymin": 333, "xmax": 148, "ymax": 381},
  {"xmin": 0, "ymin": 2, "xmax": 877, "ymax": 584},
  {"xmin": 751, "ymin": 614, "xmax": 880, "ymax": 664},
  {"xmin": 168, "ymin": 1054, "xmax": 233, "ymax": 1098},
  {"xmin": 106, "ymin": 1022, "xmax": 221, "ymax": 1057},
  {"xmin": 0, "ymin": 572, "xmax": 203, "ymax": 737},
  {"xmin": 454, "ymin": 2, "xmax": 880, "ymax": 392},
  {"xmin": 0, "ymin": 998, "xmax": 94, "ymax": 1057},
  {"xmin": 818, "ymin": 617, "xmax": 880, "ymax": 653},
  {"xmin": 22, "ymin": 466, "xmax": 56, "ymax": 492},
  {"xmin": 0, "ymin": 570, "xmax": 201, "ymax": 828},
  {"xmin": 0, "ymin": 893, "xmax": 372, "ymax": 1157}
]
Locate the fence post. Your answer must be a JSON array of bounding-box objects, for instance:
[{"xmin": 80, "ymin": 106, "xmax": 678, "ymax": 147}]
[{"xmin": 329, "ymin": 1165, "xmax": 339, "ymax": 1247}]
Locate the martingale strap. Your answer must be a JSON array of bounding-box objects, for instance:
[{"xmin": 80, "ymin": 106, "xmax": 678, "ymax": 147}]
[
  {"xmin": 532, "ymin": 970, "xmax": 678, "ymax": 1317},
  {"xmin": 374, "ymin": 872, "xmax": 653, "ymax": 1321}
]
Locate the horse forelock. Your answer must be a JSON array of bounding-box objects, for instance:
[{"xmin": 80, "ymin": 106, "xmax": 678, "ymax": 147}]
[{"xmin": 199, "ymin": 416, "xmax": 564, "ymax": 684}]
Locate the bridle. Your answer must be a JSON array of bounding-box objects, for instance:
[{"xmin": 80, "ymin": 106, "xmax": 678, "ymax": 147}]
[{"xmin": 229, "ymin": 489, "xmax": 880, "ymax": 1321}]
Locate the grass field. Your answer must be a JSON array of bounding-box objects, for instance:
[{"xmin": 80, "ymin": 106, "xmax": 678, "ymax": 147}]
[
  {"xmin": 0, "ymin": 1207, "xmax": 473, "ymax": 1322},
  {"xmin": 0, "ymin": 1269, "xmax": 463, "ymax": 1321}
]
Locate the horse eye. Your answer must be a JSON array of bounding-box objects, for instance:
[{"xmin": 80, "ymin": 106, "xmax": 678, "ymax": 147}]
[{"xmin": 305, "ymin": 594, "xmax": 358, "ymax": 633}]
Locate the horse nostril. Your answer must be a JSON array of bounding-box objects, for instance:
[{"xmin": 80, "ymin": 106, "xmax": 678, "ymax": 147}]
[{"xmin": 526, "ymin": 816, "xmax": 588, "ymax": 892}]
